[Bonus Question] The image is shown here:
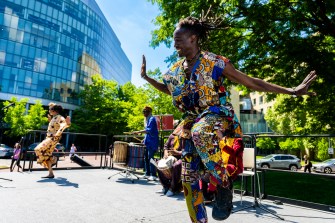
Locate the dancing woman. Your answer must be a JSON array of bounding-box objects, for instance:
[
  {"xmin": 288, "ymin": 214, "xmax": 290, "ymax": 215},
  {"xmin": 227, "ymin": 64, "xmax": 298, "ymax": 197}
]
[
  {"xmin": 140, "ymin": 16, "xmax": 316, "ymax": 222},
  {"xmin": 34, "ymin": 103, "xmax": 71, "ymax": 178}
]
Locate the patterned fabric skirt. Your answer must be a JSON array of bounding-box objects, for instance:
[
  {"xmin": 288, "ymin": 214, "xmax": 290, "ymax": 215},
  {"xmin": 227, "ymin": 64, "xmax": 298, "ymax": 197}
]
[
  {"xmin": 34, "ymin": 137, "xmax": 58, "ymax": 168},
  {"xmin": 174, "ymin": 112, "xmax": 244, "ymax": 223}
]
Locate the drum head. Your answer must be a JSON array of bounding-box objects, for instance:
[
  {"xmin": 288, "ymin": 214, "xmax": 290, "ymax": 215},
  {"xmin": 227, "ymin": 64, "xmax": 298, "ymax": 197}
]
[
  {"xmin": 158, "ymin": 156, "xmax": 176, "ymax": 169},
  {"xmin": 114, "ymin": 141, "xmax": 129, "ymax": 145},
  {"xmin": 129, "ymin": 142, "xmax": 145, "ymax": 146}
]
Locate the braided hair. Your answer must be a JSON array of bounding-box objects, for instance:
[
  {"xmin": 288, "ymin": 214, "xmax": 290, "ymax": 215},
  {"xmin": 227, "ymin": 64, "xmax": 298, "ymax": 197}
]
[{"xmin": 177, "ymin": 16, "xmax": 221, "ymax": 47}]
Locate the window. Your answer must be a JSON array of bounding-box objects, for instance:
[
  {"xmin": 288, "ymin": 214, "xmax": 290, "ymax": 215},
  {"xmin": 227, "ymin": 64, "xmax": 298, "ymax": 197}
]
[
  {"xmin": 259, "ymin": 96, "xmax": 263, "ymax": 105},
  {"xmin": 274, "ymin": 156, "xmax": 281, "ymax": 160},
  {"xmin": 0, "ymin": 51, "xmax": 5, "ymax": 64},
  {"xmin": 286, "ymin": 156, "xmax": 295, "ymax": 160}
]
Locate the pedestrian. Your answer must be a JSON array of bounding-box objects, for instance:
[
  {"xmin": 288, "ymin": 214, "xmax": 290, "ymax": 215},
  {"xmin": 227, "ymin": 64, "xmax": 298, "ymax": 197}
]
[
  {"xmin": 303, "ymin": 155, "xmax": 313, "ymax": 173},
  {"xmin": 69, "ymin": 143, "xmax": 77, "ymax": 159},
  {"xmin": 140, "ymin": 16, "xmax": 317, "ymax": 222},
  {"xmin": 10, "ymin": 142, "xmax": 22, "ymax": 172},
  {"xmin": 132, "ymin": 106, "xmax": 159, "ymax": 181},
  {"xmin": 34, "ymin": 103, "xmax": 71, "ymax": 178}
]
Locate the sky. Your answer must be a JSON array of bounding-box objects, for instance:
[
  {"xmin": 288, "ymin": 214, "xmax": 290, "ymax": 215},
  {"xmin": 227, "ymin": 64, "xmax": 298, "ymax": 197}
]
[{"xmin": 95, "ymin": 0, "xmax": 174, "ymax": 87}]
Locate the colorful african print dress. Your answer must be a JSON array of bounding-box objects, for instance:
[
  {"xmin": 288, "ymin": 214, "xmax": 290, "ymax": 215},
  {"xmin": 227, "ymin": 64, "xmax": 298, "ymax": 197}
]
[
  {"xmin": 35, "ymin": 114, "xmax": 70, "ymax": 168},
  {"xmin": 163, "ymin": 51, "xmax": 244, "ymax": 223}
]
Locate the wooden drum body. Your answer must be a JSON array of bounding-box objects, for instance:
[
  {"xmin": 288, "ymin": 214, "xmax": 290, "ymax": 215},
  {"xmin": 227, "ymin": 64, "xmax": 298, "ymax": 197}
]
[{"xmin": 112, "ymin": 141, "xmax": 129, "ymax": 163}]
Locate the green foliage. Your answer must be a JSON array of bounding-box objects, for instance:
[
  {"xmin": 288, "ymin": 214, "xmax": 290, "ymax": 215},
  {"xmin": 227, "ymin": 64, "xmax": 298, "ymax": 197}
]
[
  {"xmin": 3, "ymin": 98, "xmax": 47, "ymax": 137},
  {"xmin": 265, "ymin": 94, "xmax": 311, "ymax": 135},
  {"xmin": 25, "ymin": 100, "xmax": 48, "ymax": 130},
  {"xmin": 256, "ymin": 137, "xmax": 277, "ymax": 150},
  {"xmin": 317, "ymin": 138, "xmax": 332, "ymax": 161},
  {"xmin": 279, "ymin": 138, "xmax": 304, "ymax": 152},
  {"xmin": 265, "ymin": 94, "xmax": 326, "ymax": 156},
  {"xmin": 3, "ymin": 98, "xmax": 27, "ymax": 137},
  {"xmin": 149, "ymin": 0, "xmax": 335, "ymax": 134},
  {"xmin": 72, "ymin": 69, "xmax": 181, "ymax": 136},
  {"xmin": 72, "ymin": 75, "xmax": 131, "ymax": 135}
]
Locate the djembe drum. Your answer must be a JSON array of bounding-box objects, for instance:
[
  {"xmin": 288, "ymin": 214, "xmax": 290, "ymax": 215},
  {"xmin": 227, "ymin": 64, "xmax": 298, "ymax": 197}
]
[
  {"xmin": 112, "ymin": 141, "xmax": 128, "ymax": 163},
  {"xmin": 157, "ymin": 156, "xmax": 177, "ymax": 179},
  {"xmin": 127, "ymin": 143, "xmax": 146, "ymax": 168}
]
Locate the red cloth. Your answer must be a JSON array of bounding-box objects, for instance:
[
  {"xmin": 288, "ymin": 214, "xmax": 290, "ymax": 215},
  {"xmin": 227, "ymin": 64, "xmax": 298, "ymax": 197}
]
[
  {"xmin": 208, "ymin": 138, "xmax": 244, "ymax": 191},
  {"xmin": 223, "ymin": 138, "xmax": 244, "ymax": 180}
]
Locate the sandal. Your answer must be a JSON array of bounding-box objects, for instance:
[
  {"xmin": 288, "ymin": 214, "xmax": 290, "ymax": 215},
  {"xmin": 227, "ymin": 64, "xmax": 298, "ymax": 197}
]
[{"xmin": 41, "ymin": 175, "xmax": 54, "ymax": 179}]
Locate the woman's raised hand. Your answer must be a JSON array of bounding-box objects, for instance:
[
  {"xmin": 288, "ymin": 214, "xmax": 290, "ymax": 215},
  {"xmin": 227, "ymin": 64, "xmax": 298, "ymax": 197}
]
[
  {"xmin": 65, "ymin": 116, "xmax": 71, "ymax": 126},
  {"xmin": 141, "ymin": 55, "xmax": 147, "ymax": 78},
  {"xmin": 294, "ymin": 70, "xmax": 317, "ymax": 96}
]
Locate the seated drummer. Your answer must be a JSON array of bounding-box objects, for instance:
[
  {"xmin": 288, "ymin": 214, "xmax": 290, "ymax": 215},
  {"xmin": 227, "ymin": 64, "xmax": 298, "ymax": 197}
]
[{"xmin": 157, "ymin": 131, "xmax": 183, "ymax": 197}]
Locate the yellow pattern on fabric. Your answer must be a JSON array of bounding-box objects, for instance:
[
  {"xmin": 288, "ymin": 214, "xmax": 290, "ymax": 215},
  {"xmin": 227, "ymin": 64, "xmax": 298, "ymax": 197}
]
[
  {"xmin": 221, "ymin": 151, "xmax": 230, "ymax": 169},
  {"xmin": 208, "ymin": 151, "xmax": 222, "ymax": 163},
  {"xmin": 219, "ymin": 137, "xmax": 235, "ymax": 149},
  {"xmin": 235, "ymin": 126, "xmax": 243, "ymax": 135},
  {"xmin": 219, "ymin": 138, "xmax": 232, "ymax": 175},
  {"xmin": 183, "ymin": 182, "xmax": 197, "ymax": 222},
  {"xmin": 35, "ymin": 114, "xmax": 70, "ymax": 168},
  {"xmin": 173, "ymin": 135, "xmax": 180, "ymax": 151},
  {"xmin": 193, "ymin": 189, "xmax": 204, "ymax": 206}
]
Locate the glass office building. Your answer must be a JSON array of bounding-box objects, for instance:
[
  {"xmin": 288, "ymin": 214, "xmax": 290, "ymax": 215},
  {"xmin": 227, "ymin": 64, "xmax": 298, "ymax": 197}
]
[{"xmin": 0, "ymin": 0, "xmax": 132, "ymax": 109}]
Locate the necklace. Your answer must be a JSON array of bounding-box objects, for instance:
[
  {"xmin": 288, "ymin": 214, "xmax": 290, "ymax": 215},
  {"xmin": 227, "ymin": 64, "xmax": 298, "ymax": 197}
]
[
  {"xmin": 186, "ymin": 50, "xmax": 201, "ymax": 63},
  {"xmin": 183, "ymin": 50, "xmax": 201, "ymax": 80}
]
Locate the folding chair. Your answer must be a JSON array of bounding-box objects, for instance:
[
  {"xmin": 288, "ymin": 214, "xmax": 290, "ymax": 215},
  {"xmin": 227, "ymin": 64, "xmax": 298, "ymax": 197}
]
[{"xmin": 239, "ymin": 147, "xmax": 262, "ymax": 204}]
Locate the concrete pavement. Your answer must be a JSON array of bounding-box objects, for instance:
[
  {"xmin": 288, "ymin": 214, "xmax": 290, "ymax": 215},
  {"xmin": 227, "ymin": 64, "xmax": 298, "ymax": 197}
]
[{"xmin": 0, "ymin": 168, "xmax": 334, "ymax": 223}]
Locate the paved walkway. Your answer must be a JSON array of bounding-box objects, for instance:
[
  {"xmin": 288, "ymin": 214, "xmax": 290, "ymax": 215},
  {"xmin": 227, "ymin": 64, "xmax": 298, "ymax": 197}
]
[{"xmin": 0, "ymin": 168, "xmax": 334, "ymax": 223}]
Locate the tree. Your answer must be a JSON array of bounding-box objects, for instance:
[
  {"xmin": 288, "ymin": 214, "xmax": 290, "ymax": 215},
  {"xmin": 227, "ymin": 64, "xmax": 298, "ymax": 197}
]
[
  {"xmin": 265, "ymin": 94, "xmax": 321, "ymax": 157},
  {"xmin": 3, "ymin": 98, "xmax": 48, "ymax": 138},
  {"xmin": 149, "ymin": 0, "xmax": 335, "ymax": 134},
  {"xmin": 25, "ymin": 100, "xmax": 48, "ymax": 131},
  {"xmin": 3, "ymin": 98, "xmax": 27, "ymax": 137},
  {"xmin": 279, "ymin": 138, "xmax": 304, "ymax": 155},
  {"xmin": 72, "ymin": 70, "xmax": 180, "ymax": 137},
  {"xmin": 317, "ymin": 138, "xmax": 332, "ymax": 161},
  {"xmin": 256, "ymin": 137, "xmax": 277, "ymax": 150},
  {"xmin": 72, "ymin": 74, "xmax": 131, "ymax": 136}
]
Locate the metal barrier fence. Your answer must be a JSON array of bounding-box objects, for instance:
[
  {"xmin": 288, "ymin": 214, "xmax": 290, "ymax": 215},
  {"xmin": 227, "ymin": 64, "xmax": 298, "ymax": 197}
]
[
  {"xmin": 20, "ymin": 130, "xmax": 109, "ymax": 171},
  {"xmin": 238, "ymin": 133, "xmax": 335, "ymax": 211},
  {"xmin": 22, "ymin": 151, "xmax": 107, "ymax": 171}
]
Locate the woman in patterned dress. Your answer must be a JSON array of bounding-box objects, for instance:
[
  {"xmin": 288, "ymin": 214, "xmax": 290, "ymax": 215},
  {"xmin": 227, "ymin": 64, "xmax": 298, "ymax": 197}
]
[
  {"xmin": 34, "ymin": 103, "xmax": 71, "ymax": 178},
  {"xmin": 140, "ymin": 16, "xmax": 316, "ymax": 222}
]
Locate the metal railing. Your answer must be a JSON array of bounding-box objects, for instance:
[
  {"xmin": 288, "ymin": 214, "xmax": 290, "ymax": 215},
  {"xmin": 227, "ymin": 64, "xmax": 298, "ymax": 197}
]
[{"xmin": 22, "ymin": 151, "xmax": 107, "ymax": 171}]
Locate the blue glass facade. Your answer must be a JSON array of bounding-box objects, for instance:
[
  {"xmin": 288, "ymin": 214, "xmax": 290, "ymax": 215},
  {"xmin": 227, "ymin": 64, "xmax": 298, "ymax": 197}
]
[{"xmin": 0, "ymin": 0, "xmax": 132, "ymax": 108}]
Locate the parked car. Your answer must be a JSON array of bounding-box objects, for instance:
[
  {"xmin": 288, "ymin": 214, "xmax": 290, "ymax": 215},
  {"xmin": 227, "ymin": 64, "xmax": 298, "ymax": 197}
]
[
  {"xmin": 312, "ymin": 159, "xmax": 335, "ymax": 174},
  {"xmin": 0, "ymin": 144, "xmax": 14, "ymax": 158},
  {"xmin": 23, "ymin": 142, "xmax": 66, "ymax": 159},
  {"xmin": 256, "ymin": 154, "xmax": 302, "ymax": 171}
]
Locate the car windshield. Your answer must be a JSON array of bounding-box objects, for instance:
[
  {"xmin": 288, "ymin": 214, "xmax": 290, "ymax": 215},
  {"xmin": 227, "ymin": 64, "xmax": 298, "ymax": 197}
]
[
  {"xmin": 263, "ymin": 155, "xmax": 274, "ymax": 159},
  {"xmin": 0, "ymin": 144, "xmax": 11, "ymax": 149},
  {"xmin": 322, "ymin": 159, "xmax": 335, "ymax": 163}
]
